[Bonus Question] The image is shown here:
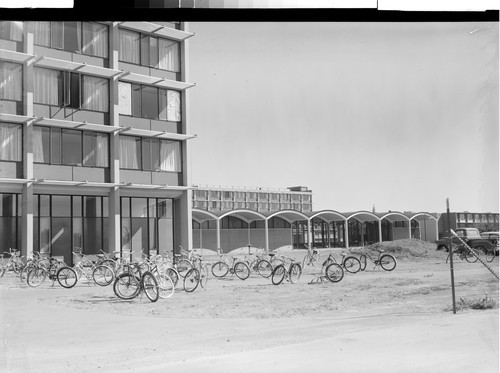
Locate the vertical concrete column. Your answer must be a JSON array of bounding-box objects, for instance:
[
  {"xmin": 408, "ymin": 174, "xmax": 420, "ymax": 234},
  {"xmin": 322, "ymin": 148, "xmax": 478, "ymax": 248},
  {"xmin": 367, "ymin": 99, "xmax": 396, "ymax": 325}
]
[
  {"xmin": 216, "ymin": 219, "xmax": 221, "ymax": 251},
  {"xmin": 408, "ymin": 221, "xmax": 412, "ymax": 239},
  {"xmin": 360, "ymin": 222, "xmax": 365, "ymax": 246},
  {"xmin": 378, "ymin": 220, "xmax": 383, "ymax": 243},
  {"xmin": 21, "ymin": 22, "xmax": 35, "ymax": 260},
  {"xmin": 344, "ymin": 219, "xmax": 349, "ymax": 248},
  {"xmin": 180, "ymin": 22, "xmax": 193, "ymax": 251},
  {"xmin": 307, "ymin": 219, "xmax": 312, "ymax": 247},
  {"xmin": 264, "ymin": 219, "xmax": 269, "ymax": 252},
  {"xmin": 107, "ymin": 23, "xmax": 121, "ymax": 255}
]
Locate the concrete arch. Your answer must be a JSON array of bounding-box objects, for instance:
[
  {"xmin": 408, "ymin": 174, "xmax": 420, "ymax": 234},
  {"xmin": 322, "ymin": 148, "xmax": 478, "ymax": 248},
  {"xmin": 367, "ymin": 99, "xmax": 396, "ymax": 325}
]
[
  {"xmin": 409, "ymin": 212, "xmax": 438, "ymax": 221},
  {"xmin": 267, "ymin": 209, "xmax": 309, "ymax": 224},
  {"xmin": 309, "ymin": 210, "xmax": 347, "ymax": 223},
  {"xmin": 346, "ymin": 211, "xmax": 380, "ymax": 222},
  {"xmin": 219, "ymin": 209, "xmax": 267, "ymax": 223},
  {"xmin": 192, "ymin": 208, "xmax": 219, "ymax": 223},
  {"xmin": 380, "ymin": 211, "xmax": 411, "ymax": 222}
]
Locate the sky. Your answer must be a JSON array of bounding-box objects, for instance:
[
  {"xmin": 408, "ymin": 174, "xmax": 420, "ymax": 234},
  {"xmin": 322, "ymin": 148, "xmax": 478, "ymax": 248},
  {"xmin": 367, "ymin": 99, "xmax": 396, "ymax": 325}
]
[{"xmin": 187, "ymin": 21, "xmax": 499, "ymax": 214}]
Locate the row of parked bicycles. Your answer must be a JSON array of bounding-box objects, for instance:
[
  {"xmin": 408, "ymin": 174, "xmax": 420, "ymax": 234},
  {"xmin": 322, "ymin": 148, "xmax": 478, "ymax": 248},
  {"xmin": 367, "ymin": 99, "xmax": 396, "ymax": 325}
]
[{"xmin": 0, "ymin": 245, "xmax": 398, "ymax": 302}]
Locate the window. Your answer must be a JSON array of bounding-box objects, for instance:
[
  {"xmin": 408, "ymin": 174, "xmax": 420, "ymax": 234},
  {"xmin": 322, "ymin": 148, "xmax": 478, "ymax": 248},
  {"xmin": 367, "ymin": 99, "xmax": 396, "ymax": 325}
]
[
  {"xmin": 33, "ymin": 22, "xmax": 108, "ymax": 58},
  {"xmin": 0, "ymin": 123, "xmax": 22, "ymax": 161},
  {"xmin": 0, "ymin": 61, "xmax": 22, "ymax": 102},
  {"xmin": 118, "ymin": 82, "xmax": 181, "ymax": 122},
  {"xmin": 0, "ymin": 21, "xmax": 23, "ymax": 42},
  {"xmin": 33, "ymin": 126, "xmax": 109, "ymax": 167},
  {"xmin": 120, "ymin": 136, "xmax": 181, "ymax": 172},
  {"xmin": 119, "ymin": 28, "xmax": 180, "ymax": 72},
  {"xmin": 34, "ymin": 68, "xmax": 109, "ymax": 112}
]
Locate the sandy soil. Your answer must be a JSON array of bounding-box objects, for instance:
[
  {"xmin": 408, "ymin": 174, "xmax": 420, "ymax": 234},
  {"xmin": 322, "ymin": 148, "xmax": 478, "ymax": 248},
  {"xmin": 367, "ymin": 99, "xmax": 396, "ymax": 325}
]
[{"xmin": 1, "ymin": 239, "xmax": 499, "ymax": 373}]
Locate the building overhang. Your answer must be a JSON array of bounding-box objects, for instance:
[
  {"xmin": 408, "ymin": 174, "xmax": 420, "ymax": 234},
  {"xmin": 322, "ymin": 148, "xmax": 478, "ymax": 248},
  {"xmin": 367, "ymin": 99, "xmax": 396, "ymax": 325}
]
[
  {"xmin": 34, "ymin": 56, "xmax": 123, "ymax": 79},
  {"xmin": 0, "ymin": 113, "xmax": 36, "ymax": 124},
  {"xmin": 118, "ymin": 22, "xmax": 195, "ymax": 41},
  {"xmin": 0, "ymin": 48, "xmax": 36, "ymax": 64},
  {"xmin": 118, "ymin": 127, "xmax": 197, "ymax": 141},
  {"xmin": 119, "ymin": 72, "xmax": 195, "ymax": 91}
]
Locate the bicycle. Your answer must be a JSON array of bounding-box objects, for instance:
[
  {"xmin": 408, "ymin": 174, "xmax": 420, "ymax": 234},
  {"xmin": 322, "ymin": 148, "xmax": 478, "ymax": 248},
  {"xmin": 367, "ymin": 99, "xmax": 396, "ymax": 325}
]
[
  {"xmin": 148, "ymin": 256, "xmax": 176, "ymax": 299},
  {"xmin": 19, "ymin": 251, "xmax": 44, "ymax": 283},
  {"xmin": 322, "ymin": 252, "xmax": 362, "ymax": 274},
  {"xmin": 0, "ymin": 249, "xmax": 24, "ymax": 278},
  {"xmin": 56, "ymin": 252, "xmax": 115, "ymax": 289},
  {"xmin": 211, "ymin": 255, "xmax": 250, "ymax": 280},
  {"xmin": 183, "ymin": 253, "xmax": 210, "ymax": 292},
  {"xmin": 271, "ymin": 257, "xmax": 302, "ymax": 285},
  {"xmin": 243, "ymin": 249, "xmax": 274, "ymax": 278},
  {"xmin": 302, "ymin": 246, "xmax": 320, "ymax": 269},
  {"xmin": 445, "ymin": 244, "xmax": 479, "ymax": 264},
  {"xmin": 309, "ymin": 257, "xmax": 344, "ymax": 284},
  {"xmin": 358, "ymin": 248, "xmax": 397, "ymax": 271},
  {"xmin": 26, "ymin": 256, "xmax": 66, "ymax": 287},
  {"xmin": 113, "ymin": 262, "xmax": 159, "ymax": 302}
]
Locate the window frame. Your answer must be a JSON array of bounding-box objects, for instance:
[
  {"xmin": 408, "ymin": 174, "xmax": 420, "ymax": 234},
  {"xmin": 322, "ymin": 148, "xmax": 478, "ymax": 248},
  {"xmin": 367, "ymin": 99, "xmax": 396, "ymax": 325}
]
[
  {"xmin": 118, "ymin": 28, "xmax": 180, "ymax": 72},
  {"xmin": 33, "ymin": 125, "xmax": 109, "ymax": 169}
]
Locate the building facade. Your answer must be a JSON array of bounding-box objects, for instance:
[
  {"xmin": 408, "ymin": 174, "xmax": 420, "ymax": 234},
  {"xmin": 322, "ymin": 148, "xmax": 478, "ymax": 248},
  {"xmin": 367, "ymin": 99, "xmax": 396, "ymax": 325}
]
[
  {"xmin": 0, "ymin": 21, "xmax": 195, "ymax": 264},
  {"xmin": 437, "ymin": 211, "xmax": 499, "ymax": 238}
]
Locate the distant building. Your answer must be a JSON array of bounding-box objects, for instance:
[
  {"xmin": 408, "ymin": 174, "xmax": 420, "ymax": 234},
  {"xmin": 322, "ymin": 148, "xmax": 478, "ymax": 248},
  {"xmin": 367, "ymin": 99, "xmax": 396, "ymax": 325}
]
[{"xmin": 437, "ymin": 212, "xmax": 499, "ymax": 238}]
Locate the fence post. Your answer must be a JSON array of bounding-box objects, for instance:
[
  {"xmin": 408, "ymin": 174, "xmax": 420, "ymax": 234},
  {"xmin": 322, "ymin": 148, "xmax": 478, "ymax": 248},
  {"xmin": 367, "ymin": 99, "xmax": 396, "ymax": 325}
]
[{"xmin": 447, "ymin": 198, "xmax": 456, "ymax": 314}]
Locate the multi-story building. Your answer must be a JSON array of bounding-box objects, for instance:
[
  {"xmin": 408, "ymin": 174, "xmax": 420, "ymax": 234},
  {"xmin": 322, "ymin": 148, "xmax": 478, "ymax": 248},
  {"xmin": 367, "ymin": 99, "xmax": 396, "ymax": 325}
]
[
  {"xmin": 192, "ymin": 185, "xmax": 313, "ymax": 214},
  {"xmin": 0, "ymin": 21, "xmax": 196, "ymax": 264},
  {"xmin": 437, "ymin": 211, "xmax": 499, "ymax": 238}
]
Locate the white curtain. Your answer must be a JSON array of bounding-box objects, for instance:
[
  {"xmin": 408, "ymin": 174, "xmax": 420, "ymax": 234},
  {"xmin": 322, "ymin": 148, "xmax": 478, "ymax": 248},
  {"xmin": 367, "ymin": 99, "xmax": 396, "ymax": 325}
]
[
  {"xmin": 33, "ymin": 21, "xmax": 51, "ymax": 46},
  {"xmin": 82, "ymin": 22, "xmax": 108, "ymax": 58},
  {"xmin": 0, "ymin": 62, "xmax": 22, "ymax": 101},
  {"xmin": 82, "ymin": 76, "xmax": 109, "ymax": 112},
  {"xmin": 32, "ymin": 126, "xmax": 46, "ymax": 163},
  {"xmin": 0, "ymin": 123, "xmax": 22, "ymax": 161},
  {"xmin": 120, "ymin": 136, "xmax": 140, "ymax": 169},
  {"xmin": 158, "ymin": 89, "xmax": 167, "ymax": 120},
  {"xmin": 167, "ymin": 90, "xmax": 181, "ymax": 122},
  {"xmin": 118, "ymin": 82, "xmax": 132, "ymax": 115},
  {"xmin": 95, "ymin": 133, "xmax": 108, "ymax": 167},
  {"xmin": 158, "ymin": 39, "xmax": 179, "ymax": 72},
  {"xmin": 50, "ymin": 22, "xmax": 63, "ymax": 50},
  {"xmin": 34, "ymin": 68, "xmax": 59, "ymax": 105},
  {"xmin": 159, "ymin": 140, "xmax": 181, "ymax": 172},
  {"xmin": 119, "ymin": 29, "xmax": 140, "ymax": 64},
  {"xmin": 0, "ymin": 21, "xmax": 23, "ymax": 42}
]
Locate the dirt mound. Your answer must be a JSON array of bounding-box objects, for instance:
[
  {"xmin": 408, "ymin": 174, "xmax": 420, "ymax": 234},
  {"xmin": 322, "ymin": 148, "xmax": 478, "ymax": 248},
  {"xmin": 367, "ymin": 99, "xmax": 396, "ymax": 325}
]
[{"xmin": 350, "ymin": 239, "xmax": 440, "ymax": 259}]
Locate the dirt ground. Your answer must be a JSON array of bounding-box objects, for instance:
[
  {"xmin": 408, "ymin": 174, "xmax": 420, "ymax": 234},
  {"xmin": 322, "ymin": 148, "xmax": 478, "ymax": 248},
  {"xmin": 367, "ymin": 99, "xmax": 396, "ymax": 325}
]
[{"xmin": 1, "ymin": 239, "xmax": 499, "ymax": 373}]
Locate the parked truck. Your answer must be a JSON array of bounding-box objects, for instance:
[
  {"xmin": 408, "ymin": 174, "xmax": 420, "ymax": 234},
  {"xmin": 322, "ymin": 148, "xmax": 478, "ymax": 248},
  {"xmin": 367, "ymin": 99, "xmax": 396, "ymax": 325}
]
[{"xmin": 436, "ymin": 227, "xmax": 499, "ymax": 255}]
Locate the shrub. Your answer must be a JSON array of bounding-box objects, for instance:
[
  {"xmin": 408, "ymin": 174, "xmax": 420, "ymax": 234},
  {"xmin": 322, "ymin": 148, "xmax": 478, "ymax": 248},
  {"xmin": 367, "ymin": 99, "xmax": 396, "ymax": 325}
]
[{"xmin": 453, "ymin": 295, "xmax": 497, "ymax": 311}]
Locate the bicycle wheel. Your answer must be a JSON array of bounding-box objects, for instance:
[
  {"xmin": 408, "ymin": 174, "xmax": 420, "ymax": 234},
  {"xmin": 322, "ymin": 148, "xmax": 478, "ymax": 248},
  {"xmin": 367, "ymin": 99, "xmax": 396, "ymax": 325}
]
[
  {"xmin": 257, "ymin": 259, "xmax": 273, "ymax": 278},
  {"xmin": 19, "ymin": 264, "xmax": 33, "ymax": 283},
  {"xmin": 325, "ymin": 263, "xmax": 344, "ymax": 283},
  {"xmin": 113, "ymin": 273, "xmax": 141, "ymax": 300},
  {"xmin": 211, "ymin": 261, "xmax": 229, "ymax": 278},
  {"xmin": 486, "ymin": 249, "xmax": 495, "ymax": 263},
  {"xmin": 27, "ymin": 267, "xmax": 47, "ymax": 287},
  {"xmin": 183, "ymin": 268, "xmax": 200, "ymax": 293},
  {"xmin": 199, "ymin": 264, "xmax": 209, "ymax": 289},
  {"xmin": 271, "ymin": 258, "xmax": 284, "ymax": 268},
  {"xmin": 57, "ymin": 267, "xmax": 78, "ymax": 288},
  {"xmin": 166, "ymin": 268, "xmax": 179, "ymax": 287},
  {"xmin": 142, "ymin": 271, "xmax": 159, "ymax": 302},
  {"xmin": 157, "ymin": 273, "xmax": 175, "ymax": 299},
  {"xmin": 289, "ymin": 263, "xmax": 302, "ymax": 284},
  {"xmin": 92, "ymin": 265, "xmax": 114, "ymax": 286},
  {"xmin": 176, "ymin": 259, "xmax": 193, "ymax": 278},
  {"xmin": 343, "ymin": 256, "xmax": 361, "ymax": 274},
  {"xmin": 465, "ymin": 249, "xmax": 479, "ymax": 263},
  {"xmin": 100, "ymin": 259, "xmax": 117, "ymax": 273},
  {"xmin": 234, "ymin": 262, "xmax": 250, "ymax": 280},
  {"xmin": 271, "ymin": 264, "xmax": 286, "ymax": 285},
  {"xmin": 379, "ymin": 254, "xmax": 397, "ymax": 271},
  {"xmin": 359, "ymin": 254, "xmax": 367, "ymax": 271}
]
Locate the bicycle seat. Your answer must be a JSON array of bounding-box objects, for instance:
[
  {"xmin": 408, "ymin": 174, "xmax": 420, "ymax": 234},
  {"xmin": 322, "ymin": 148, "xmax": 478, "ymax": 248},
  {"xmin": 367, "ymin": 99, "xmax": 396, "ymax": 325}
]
[{"xmin": 268, "ymin": 253, "xmax": 275, "ymax": 257}]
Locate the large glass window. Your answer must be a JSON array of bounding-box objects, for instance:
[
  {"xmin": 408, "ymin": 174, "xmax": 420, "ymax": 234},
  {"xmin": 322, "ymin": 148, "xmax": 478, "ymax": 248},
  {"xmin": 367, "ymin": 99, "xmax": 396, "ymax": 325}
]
[
  {"xmin": 0, "ymin": 194, "xmax": 19, "ymax": 254},
  {"xmin": 120, "ymin": 136, "xmax": 181, "ymax": 172},
  {"xmin": 118, "ymin": 82, "xmax": 181, "ymax": 122},
  {"xmin": 0, "ymin": 21, "xmax": 23, "ymax": 42},
  {"xmin": 34, "ymin": 68, "xmax": 109, "ymax": 112},
  {"xmin": 121, "ymin": 197, "xmax": 174, "ymax": 258},
  {"xmin": 33, "ymin": 22, "xmax": 108, "ymax": 58},
  {"xmin": 33, "ymin": 126, "xmax": 109, "ymax": 168},
  {"xmin": 0, "ymin": 61, "xmax": 22, "ymax": 103},
  {"xmin": 119, "ymin": 28, "xmax": 180, "ymax": 72},
  {"xmin": 0, "ymin": 123, "xmax": 22, "ymax": 161}
]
